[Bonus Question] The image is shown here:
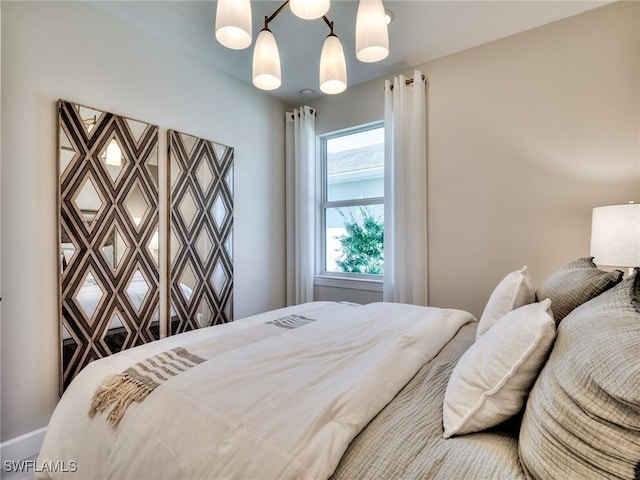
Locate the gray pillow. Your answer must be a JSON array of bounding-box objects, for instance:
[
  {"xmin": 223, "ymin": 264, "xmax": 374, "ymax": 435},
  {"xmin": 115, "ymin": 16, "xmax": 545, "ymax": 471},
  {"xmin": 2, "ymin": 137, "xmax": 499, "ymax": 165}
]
[
  {"xmin": 536, "ymin": 257, "xmax": 623, "ymax": 321},
  {"xmin": 519, "ymin": 269, "xmax": 640, "ymax": 480}
]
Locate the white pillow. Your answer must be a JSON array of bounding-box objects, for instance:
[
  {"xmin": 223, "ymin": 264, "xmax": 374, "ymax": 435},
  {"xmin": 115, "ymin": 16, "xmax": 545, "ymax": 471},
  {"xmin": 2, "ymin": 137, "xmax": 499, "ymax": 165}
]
[
  {"xmin": 476, "ymin": 266, "xmax": 535, "ymax": 339},
  {"xmin": 442, "ymin": 299, "xmax": 556, "ymax": 438}
]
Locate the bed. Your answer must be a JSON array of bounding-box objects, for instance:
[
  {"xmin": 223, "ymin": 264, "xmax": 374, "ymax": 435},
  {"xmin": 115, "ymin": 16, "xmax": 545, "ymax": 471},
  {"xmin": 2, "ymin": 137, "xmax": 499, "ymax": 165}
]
[{"xmin": 37, "ymin": 259, "xmax": 640, "ymax": 479}]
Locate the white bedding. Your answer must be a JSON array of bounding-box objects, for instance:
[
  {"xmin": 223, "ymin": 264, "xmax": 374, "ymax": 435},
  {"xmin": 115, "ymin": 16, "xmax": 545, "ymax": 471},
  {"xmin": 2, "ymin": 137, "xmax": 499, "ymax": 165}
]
[{"xmin": 38, "ymin": 301, "xmax": 475, "ymax": 480}]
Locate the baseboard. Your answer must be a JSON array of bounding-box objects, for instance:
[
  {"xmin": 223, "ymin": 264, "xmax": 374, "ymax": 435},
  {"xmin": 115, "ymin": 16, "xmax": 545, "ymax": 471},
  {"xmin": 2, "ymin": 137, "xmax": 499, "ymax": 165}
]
[{"xmin": 0, "ymin": 427, "xmax": 47, "ymax": 464}]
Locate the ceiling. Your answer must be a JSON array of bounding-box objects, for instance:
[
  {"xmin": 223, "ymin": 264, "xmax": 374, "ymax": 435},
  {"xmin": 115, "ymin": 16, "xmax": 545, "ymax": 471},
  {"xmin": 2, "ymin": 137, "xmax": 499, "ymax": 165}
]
[{"xmin": 92, "ymin": 0, "xmax": 611, "ymax": 105}]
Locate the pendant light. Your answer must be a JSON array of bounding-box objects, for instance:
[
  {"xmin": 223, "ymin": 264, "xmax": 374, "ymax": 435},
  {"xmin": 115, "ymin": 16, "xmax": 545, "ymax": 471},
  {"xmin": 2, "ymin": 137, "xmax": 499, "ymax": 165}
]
[
  {"xmin": 355, "ymin": 0, "xmax": 389, "ymax": 63},
  {"xmin": 289, "ymin": 0, "xmax": 330, "ymax": 20},
  {"xmin": 215, "ymin": 0, "xmax": 252, "ymax": 50},
  {"xmin": 252, "ymin": 27, "xmax": 282, "ymax": 90},
  {"xmin": 319, "ymin": 25, "xmax": 347, "ymax": 95},
  {"xmin": 214, "ymin": 0, "xmax": 391, "ymax": 94}
]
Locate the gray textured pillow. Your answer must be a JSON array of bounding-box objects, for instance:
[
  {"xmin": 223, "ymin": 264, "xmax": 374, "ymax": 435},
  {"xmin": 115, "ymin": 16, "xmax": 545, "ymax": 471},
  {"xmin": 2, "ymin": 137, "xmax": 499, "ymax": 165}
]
[
  {"xmin": 519, "ymin": 269, "xmax": 640, "ymax": 480},
  {"xmin": 536, "ymin": 257, "xmax": 623, "ymax": 321}
]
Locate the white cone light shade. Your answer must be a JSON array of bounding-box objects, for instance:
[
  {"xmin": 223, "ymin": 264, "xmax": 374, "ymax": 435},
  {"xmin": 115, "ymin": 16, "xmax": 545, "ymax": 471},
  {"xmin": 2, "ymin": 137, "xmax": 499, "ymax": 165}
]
[
  {"xmin": 105, "ymin": 139, "xmax": 122, "ymax": 166},
  {"xmin": 289, "ymin": 0, "xmax": 330, "ymax": 20},
  {"xmin": 215, "ymin": 0, "xmax": 252, "ymax": 50},
  {"xmin": 590, "ymin": 203, "xmax": 640, "ymax": 267},
  {"xmin": 253, "ymin": 29, "xmax": 282, "ymax": 90},
  {"xmin": 355, "ymin": 0, "xmax": 389, "ymax": 63},
  {"xmin": 319, "ymin": 34, "xmax": 347, "ymax": 94}
]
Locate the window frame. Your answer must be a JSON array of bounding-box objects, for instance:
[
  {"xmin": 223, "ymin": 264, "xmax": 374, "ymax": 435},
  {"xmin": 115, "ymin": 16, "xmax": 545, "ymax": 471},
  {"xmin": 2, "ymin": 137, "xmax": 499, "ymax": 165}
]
[{"xmin": 315, "ymin": 121, "xmax": 385, "ymax": 290}]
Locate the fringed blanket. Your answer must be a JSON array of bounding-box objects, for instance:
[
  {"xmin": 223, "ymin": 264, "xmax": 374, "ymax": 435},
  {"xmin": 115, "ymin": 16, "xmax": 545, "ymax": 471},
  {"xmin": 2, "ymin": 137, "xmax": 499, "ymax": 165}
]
[
  {"xmin": 39, "ymin": 302, "xmax": 475, "ymax": 480},
  {"xmin": 89, "ymin": 314, "xmax": 314, "ymax": 426}
]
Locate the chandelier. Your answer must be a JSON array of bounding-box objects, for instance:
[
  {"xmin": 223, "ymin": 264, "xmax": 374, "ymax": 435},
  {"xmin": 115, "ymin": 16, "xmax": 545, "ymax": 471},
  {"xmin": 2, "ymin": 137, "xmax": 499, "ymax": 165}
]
[{"xmin": 214, "ymin": 0, "xmax": 389, "ymax": 95}]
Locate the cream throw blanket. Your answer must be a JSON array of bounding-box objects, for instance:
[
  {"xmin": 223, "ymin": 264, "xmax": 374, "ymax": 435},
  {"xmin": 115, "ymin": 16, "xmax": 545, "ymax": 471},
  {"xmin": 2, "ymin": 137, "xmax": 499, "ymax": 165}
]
[{"xmin": 38, "ymin": 302, "xmax": 474, "ymax": 480}]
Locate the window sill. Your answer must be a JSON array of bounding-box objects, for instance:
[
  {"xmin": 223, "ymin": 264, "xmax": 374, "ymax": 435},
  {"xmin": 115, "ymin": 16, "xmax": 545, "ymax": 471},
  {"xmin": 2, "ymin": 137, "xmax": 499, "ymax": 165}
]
[{"xmin": 314, "ymin": 275, "xmax": 383, "ymax": 292}]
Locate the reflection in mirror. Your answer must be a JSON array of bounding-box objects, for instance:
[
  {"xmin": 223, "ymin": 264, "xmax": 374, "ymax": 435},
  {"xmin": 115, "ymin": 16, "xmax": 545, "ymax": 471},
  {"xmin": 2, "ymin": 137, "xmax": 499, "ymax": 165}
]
[
  {"xmin": 170, "ymin": 229, "xmax": 181, "ymax": 264},
  {"xmin": 179, "ymin": 264, "xmax": 197, "ymax": 305},
  {"xmin": 212, "ymin": 195, "xmax": 227, "ymax": 230},
  {"xmin": 101, "ymin": 136, "xmax": 127, "ymax": 183},
  {"xmin": 195, "ymin": 227, "xmax": 214, "ymax": 264},
  {"xmin": 109, "ymin": 313, "xmax": 123, "ymax": 331},
  {"xmin": 212, "ymin": 260, "xmax": 228, "ymax": 297},
  {"xmin": 148, "ymin": 227, "xmax": 159, "ymax": 266},
  {"xmin": 181, "ymin": 133, "xmax": 198, "ymax": 158},
  {"xmin": 115, "ymin": 230, "xmax": 128, "ymax": 267},
  {"xmin": 225, "ymin": 233, "xmax": 233, "ymax": 259},
  {"xmin": 101, "ymin": 229, "xmax": 116, "ymax": 268},
  {"xmin": 197, "ymin": 297, "xmax": 213, "ymax": 328},
  {"xmin": 60, "ymin": 226, "xmax": 76, "ymax": 271},
  {"xmin": 103, "ymin": 312, "xmax": 128, "ymax": 355},
  {"xmin": 124, "ymin": 181, "xmax": 150, "ymax": 231},
  {"xmin": 101, "ymin": 226, "xmax": 129, "ymax": 271},
  {"xmin": 196, "ymin": 158, "xmax": 213, "ymax": 193},
  {"xmin": 226, "ymin": 165, "xmax": 234, "ymax": 195},
  {"xmin": 75, "ymin": 272, "xmax": 104, "ymax": 321},
  {"xmin": 59, "ymin": 129, "xmax": 76, "ymax": 177},
  {"xmin": 170, "ymin": 154, "xmax": 181, "ymax": 189},
  {"xmin": 178, "ymin": 188, "xmax": 199, "ymax": 229},
  {"xmin": 147, "ymin": 149, "xmax": 159, "ymax": 189},
  {"xmin": 75, "ymin": 176, "xmax": 103, "ymax": 226},
  {"xmin": 126, "ymin": 269, "xmax": 150, "ymax": 312},
  {"xmin": 77, "ymin": 106, "xmax": 104, "ymax": 136}
]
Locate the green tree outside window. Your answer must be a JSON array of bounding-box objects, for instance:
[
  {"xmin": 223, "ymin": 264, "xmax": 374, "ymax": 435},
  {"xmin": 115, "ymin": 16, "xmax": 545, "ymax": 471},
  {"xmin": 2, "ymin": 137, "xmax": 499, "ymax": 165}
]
[{"xmin": 335, "ymin": 207, "xmax": 384, "ymax": 275}]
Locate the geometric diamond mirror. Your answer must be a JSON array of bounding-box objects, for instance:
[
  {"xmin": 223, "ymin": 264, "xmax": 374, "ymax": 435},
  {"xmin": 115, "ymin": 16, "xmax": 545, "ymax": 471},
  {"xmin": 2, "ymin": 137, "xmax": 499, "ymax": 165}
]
[
  {"xmin": 168, "ymin": 129, "xmax": 234, "ymax": 335},
  {"xmin": 58, "ymin": 99, "xmax": 160, "ymax": 392}
]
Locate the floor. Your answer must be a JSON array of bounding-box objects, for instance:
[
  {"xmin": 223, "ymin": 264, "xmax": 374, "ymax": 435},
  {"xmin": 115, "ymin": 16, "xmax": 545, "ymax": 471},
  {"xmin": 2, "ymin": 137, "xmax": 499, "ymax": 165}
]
[{"xmin": 1, "ymin": 454, "xmax": 37, "ymax": 480}]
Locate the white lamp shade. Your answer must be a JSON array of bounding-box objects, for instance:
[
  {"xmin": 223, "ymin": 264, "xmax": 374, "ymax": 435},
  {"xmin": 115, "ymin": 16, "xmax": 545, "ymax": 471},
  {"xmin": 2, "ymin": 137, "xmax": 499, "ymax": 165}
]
[
  {"xmin": 319, "ymin": 34, "xmax": 347, "ymax": 94},
  {"xmin": 215, "ymin": 0, "xmax": 252, "ymax": 50},
  {"xmin": 590, "ymin": 203, "xmax": 640, "ymax": 267},
  {"xmin": 105, "ymin": 139, "xmax": 122, "ymax": 166},
  {"xmin": 252, "ymin": 29, "xmax": 282, "ymax": 90},
  {"xmin": 355, "ymin": 0, "xmax": 389, "ymax": 63},
  {"xmin": 289, "ymin": 0, "xmax": 330, "ymax": 20}
]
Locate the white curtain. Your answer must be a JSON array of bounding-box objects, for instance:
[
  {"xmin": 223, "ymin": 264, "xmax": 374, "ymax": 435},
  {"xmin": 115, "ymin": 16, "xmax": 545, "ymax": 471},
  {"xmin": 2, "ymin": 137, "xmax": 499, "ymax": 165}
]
[
  {"xmin": 285, "ymin": 106, "xmax": 316, "ymax": 305},
  {"xmin": 383, "ymin": 70, "xmax": 428, "ymax": 305}
]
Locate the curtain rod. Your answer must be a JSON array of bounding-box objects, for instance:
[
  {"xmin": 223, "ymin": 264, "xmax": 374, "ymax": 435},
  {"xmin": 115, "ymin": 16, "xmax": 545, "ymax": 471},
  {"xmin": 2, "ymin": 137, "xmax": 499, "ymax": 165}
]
[
  {"xmin": 388, "ymin": 74, "xmax": 427, "ymax": 90},
  {"xmin": 286, "ymin": 108, "xmax": 317, "ymax": 120}
]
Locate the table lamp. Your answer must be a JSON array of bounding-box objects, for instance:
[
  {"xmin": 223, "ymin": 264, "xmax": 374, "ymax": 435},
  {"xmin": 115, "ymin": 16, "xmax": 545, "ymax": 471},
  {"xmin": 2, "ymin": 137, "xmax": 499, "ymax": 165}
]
[{"xmin": 590, "ymin": 202, "xmax": 640, "ymax": 275}]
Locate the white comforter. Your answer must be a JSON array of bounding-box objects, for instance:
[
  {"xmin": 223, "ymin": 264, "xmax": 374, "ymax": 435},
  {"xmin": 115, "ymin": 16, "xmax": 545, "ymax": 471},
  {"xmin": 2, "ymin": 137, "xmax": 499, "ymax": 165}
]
[{"xmin": 38, "ymin": 301, "xmax": 474, "ymax": 480}]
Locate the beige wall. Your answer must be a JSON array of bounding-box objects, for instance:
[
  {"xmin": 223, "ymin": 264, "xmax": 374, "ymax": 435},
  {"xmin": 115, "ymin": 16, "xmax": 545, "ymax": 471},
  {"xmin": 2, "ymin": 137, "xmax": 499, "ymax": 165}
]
[
  {"xmin": 1, "ymin": 2, "xmax": 287, "ymax": 442},
  {"xmin": 311, "ymin": 1, "xmax": 640, "ymax": 316}
]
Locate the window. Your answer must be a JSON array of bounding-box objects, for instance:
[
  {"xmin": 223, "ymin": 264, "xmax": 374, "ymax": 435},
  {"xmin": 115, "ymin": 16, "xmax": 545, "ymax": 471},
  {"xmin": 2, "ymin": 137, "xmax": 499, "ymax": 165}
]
[{"xmin": 319, "ymin": 123, "xmax": 384, "ymax": 279}]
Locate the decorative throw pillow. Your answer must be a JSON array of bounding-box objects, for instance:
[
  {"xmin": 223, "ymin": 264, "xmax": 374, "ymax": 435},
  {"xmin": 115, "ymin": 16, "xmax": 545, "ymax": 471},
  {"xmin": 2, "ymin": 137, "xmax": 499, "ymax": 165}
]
[
  {"xmin": 519, "ymin": 269, "xmax": 640, "ymax": 480},
  {"xmin": 442, "ymin": 299, "xmax": 556, "ymax": 438},
  {"xmin": 536, "ymin": 257, "xmax": 623, "ymax": 322},
  {"xmin": 476, "ymin": 266, "xmax": 536, "ymax": 339}
]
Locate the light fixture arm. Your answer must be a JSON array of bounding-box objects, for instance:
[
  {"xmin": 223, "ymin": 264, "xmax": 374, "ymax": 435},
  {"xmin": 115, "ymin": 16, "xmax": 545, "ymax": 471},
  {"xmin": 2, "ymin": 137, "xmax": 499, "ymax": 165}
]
[
  {"xmin": 263, "ymin": 0, "xmax": 336, "ymax": 33},
  {"xmin": 322, "ymin": 16, "xmax": 333, "ymax": 33},
  {"xmin": 265, "ymin": 0, "xmax": 290, "ymax": 27}
]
